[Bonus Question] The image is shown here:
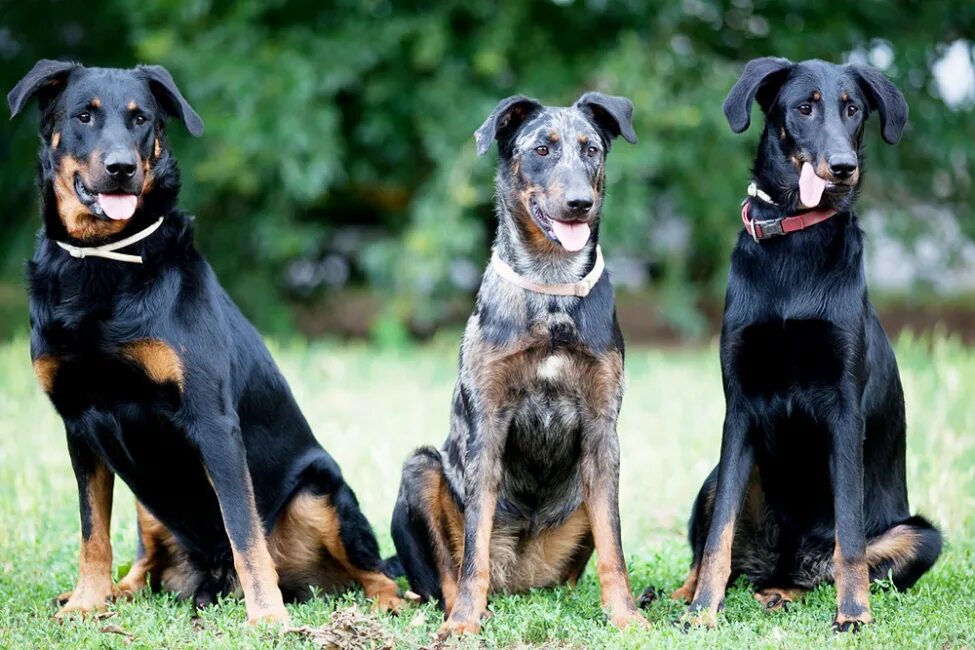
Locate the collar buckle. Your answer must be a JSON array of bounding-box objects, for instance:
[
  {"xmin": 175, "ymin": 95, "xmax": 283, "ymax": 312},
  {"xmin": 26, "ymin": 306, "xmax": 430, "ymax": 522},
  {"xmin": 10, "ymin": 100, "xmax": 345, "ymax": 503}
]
[{"xmin": 754, "ymin": 218, "xmax": 784, "ymax": 239}]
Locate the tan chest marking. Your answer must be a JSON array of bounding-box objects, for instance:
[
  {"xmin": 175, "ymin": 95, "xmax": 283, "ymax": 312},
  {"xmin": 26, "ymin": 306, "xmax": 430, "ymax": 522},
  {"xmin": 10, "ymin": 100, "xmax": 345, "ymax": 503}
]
[
  {"xmin": 33, "ymin": 355, "xmax": 60, "ymax": 394},
  {"xmin": 121, "ymin": 340, "xmax": 184, "ymax": 389}
]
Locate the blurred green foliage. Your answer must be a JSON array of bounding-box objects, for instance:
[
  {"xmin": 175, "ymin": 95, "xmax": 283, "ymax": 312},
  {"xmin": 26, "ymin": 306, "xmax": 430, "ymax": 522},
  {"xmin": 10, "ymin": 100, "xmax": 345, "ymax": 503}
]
[{"xmin": 1, "ymin": 1, "xmax": 973, "ymax": 338}]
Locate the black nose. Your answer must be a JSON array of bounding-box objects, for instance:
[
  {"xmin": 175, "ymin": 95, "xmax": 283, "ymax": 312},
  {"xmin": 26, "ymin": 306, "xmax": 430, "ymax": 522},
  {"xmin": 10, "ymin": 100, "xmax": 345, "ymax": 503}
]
[
  {"xmin": 104, "ymin": 150, "xmax": 138, "ymax": 179},
  {"xmin": 828, "ymin": 154, "xmax": 858, "ymax": 179},
  {"xmin": 566, "ymin": 195, "xmax": 594, "ymax": 213}
]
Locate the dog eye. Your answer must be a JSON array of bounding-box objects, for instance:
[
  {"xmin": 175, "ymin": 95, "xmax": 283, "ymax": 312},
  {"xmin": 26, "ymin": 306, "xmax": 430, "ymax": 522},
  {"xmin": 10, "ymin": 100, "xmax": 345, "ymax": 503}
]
[
  {"xmin": 847, "ymin": 105, "xmax": 859, "ymax": 117},
  {"xmin": 134, "ymin": 114, "xmax": 148, "ymax": 126},
  {"xmin": 78, "ymin": 112, "xmax": 91, "ymax": 124},
  {"xmin": 587, "ymin": 146, "xmax": 599, "ymax": 158},
  {"xmin": 797, "ymin": 104, "xmax": 812, "ymax": 116},
  {"xmin": 535, "ymin": 146, "xmax": 549, "ymax": 157}
]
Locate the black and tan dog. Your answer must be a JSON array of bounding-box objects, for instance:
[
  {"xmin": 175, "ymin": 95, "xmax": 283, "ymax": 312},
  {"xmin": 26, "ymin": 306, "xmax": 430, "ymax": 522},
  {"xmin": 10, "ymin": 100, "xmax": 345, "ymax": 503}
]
[
  {"xmin": 391, "ymin": 92, "xmax": 645, "ymax": 636},
  {"xmin": 8, "ymin": 60, "xmax": 402, "ymax": 624},
  {"xmin": 674, "ymin": 58, "xmax": 942, "ymax": 632}
]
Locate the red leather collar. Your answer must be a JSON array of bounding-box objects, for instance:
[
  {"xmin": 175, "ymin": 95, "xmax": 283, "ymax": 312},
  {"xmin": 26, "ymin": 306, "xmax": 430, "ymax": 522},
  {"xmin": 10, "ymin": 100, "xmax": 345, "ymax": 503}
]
[{"xmin": 741, "ymin": 201, "xmax": 838, "ymax": 242}]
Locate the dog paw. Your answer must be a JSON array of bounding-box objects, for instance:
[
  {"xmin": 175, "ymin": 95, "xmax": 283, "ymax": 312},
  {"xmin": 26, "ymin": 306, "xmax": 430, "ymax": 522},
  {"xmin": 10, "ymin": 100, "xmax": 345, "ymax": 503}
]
[
  {"xmin": 609, "ymin": 609, "xmax": 651, "ymax": 630},
  {"xmin": 246, "ymin": 605, "xmax": 291, "ymax": 627},
  {"xmin": 116, "ymin": 573, "xmax": 146, "ymax": 597},
  {"xmin": 832, "ymin": 610, "xmax": 873, "ymax": 633},
  {"xmin": 754, "ymin": 587, "xmax": 801, "ymax": 612},
  {"xmin": 679, "ymin": 606, "xmax": 719, "ymax": 630},
  {"xmin": 371, "ymin": 591, "xmax": 406, "ymax": 614},
  {"xmin": 637, "ymin": 586, "xmax": 662, "ymax": 609},
  {"xmin": 437, "ymin": 615, "xmax": 482, "ymax": 638},
  {"xmin": 54, "ymin": 582, "xmax": 122, "ymax": 620}
]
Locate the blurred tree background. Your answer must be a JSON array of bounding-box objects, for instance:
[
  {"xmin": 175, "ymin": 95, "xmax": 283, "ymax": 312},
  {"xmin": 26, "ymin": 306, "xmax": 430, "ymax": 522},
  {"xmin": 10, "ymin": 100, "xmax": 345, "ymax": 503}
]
[{"xmin": 1, "ymin": 0, "xmax": 973, "ymax": 341}]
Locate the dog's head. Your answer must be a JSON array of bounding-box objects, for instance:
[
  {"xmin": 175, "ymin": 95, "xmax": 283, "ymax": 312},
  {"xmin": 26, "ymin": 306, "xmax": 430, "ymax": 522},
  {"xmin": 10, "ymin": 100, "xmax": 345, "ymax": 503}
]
[
  {"xmin": 8, "ymin": 60, "xmax": 203, "ymax": 241},
  {"xmin": 475, "ymin": 92, "xmax": 637, "ymax": 253},
  {"xmin": 724, "ymin": 58, "xmax": 907, "ymax": 210}
]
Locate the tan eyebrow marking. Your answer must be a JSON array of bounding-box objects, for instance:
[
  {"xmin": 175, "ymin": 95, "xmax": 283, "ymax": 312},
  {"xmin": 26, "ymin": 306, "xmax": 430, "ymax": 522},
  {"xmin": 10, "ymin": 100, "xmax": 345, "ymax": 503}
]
[
  {"xmin": 128, "ymin": 100, "xmax": 138, "ymax": 111},
  {"xmin": 90, "ymin": 97, "xmax": 101, "ymax": 108},
  {"xmin": 841, "ymin": 91, "xmax": 849, "ymax": 102},
  {"xmin": 578, "ymin": 134, "xmax": 589, "ymax": 144},
  {"xmin": 812, "ymin": 91, "xmax": 821, "ymax": 102},
  {"xmin": 549, "ymin": 131, "xmax": 560, "ymax": 142}
]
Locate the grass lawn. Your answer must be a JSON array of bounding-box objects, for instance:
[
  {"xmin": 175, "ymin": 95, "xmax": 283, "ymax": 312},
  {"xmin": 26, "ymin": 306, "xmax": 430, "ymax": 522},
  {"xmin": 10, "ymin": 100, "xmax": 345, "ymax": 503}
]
[{"xmin": 0, "ymin": 333, "xmax": 972, "ymax": 649}]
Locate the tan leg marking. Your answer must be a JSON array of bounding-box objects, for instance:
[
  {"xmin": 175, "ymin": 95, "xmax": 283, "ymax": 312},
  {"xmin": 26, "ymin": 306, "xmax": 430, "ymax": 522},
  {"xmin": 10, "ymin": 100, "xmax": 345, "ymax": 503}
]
[
  {"xmin": 685, "ymin": 519, "xmax": 735, "ymax": 628},
  {"xmin": 833, "ymin": 532, "xmax": 873, "ymax": 628},
  {"xmin": 672, "ymin": 563, "xmax": 699, "ymax": 602},
  {"xmin": 438, "ymin": 483, "xmax": 498, "ymax": 638},
  {"xmin": 317, "ymin": 496, "xmax": 404, "ymax": 613},
  {"xmin": 419, "ymin": 468, "xmax": 463, "ymax": 616},
  {"xmin": 585, "ymin": 497, "xmax": 648, "ymax": 630},
  {"xmin": 56, "ymin": 463, "xmax": 117, "ymax": 618},
  {"xmin": 865, "ymin": 524, "xmax": 922, "ymax": 573},
  {"xmin": 270, "ymin": 493, "xmax": 403, "ymax": 613},
  {"xmin": 117, "ymin": 502, "xmax": 175, "ymax": 595}
]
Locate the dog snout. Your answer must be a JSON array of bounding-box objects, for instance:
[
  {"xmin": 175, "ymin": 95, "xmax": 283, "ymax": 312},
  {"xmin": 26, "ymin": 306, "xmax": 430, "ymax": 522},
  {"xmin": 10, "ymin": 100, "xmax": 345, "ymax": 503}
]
[
  {"xmin": 565, "ymin": 188, "xmax": 594, "ymax": 213},
  {"xmin": 104, "ymin": 149, "xmax": 139, "ymax": 180},
  {"xmin": 828, "ymin": 153, "xmax": 858, "ymax": 180}
]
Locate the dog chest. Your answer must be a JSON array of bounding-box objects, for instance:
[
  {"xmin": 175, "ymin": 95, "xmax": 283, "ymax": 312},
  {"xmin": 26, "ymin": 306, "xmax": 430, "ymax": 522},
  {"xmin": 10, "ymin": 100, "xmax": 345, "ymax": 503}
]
[{"xmin": 732, "ymin": 318, "xmax": 848, "ymax": 399}]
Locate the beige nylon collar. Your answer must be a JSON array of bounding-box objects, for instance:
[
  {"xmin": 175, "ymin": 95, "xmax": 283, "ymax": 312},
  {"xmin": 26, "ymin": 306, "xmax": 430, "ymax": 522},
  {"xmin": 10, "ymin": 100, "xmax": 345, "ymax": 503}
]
[
  {"xmin": 490, "ymin": 245, "xmax": 605, "ymax": 298},
  {"xmin": 55, "ymin": 217, "xmax": 164, "ymax": 264}
]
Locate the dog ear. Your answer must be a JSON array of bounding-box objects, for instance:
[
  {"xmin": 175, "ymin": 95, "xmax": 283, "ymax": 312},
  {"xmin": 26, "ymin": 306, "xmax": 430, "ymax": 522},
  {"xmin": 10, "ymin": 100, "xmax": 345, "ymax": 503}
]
[
  {"xmin": 574, "ymin": 92, "xmax": 638, "ymax": 145},
  {"xmin": 852, "ymin": 65, "xmax": 908, "ymax": 145},
  {"xmin": 474, "ymin": 95, "xmax": 544, "ymax": 156},
  {"xmin": 723, "ymin": 57, "xmax": 793, "ymax": 133},
  {"xmin": 7, "ymin": 59, "xmax": 80, "ymax": 118},
  {"xmin": 137, "ymin": 64, "xmax": 205, "ymax": 137}
]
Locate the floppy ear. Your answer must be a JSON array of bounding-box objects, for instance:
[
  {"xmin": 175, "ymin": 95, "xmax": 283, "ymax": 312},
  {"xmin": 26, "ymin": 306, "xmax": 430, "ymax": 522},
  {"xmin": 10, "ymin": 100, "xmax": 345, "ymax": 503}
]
[
  {"xmin": 474, "ymin": 95, "xmax": 544, "ymax": 156},
  {"xmin": 137, "ymin": 64, "xmax": 204, "ymax": 137},
  {"xmin": 722, "ymin": 57, "xmax": 793, "ymax": 133},
  {"xmin": 574, "ymin": 92, "xmax": 638, "ymax": 144},
  {"xmin": 852, "ymin": 65, "xmax": 908, "ymax": 145},
  {"xmin": 7, "ymin": 59, "xmax": 80, "ymax": 118}
]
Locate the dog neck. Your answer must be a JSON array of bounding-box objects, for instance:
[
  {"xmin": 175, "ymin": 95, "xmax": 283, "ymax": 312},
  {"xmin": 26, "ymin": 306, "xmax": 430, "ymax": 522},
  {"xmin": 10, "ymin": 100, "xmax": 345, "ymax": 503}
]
[{"xmin": 492, "ymin": 198, "xmax": 600, "ymax": 285}]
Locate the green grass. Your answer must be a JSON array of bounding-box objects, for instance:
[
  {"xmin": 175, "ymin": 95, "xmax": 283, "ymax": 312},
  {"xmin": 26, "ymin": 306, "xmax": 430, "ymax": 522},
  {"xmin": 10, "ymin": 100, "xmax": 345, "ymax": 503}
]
[{"xmin": 1, "ymin": 333, "xmax": 973, "ymax": 649}]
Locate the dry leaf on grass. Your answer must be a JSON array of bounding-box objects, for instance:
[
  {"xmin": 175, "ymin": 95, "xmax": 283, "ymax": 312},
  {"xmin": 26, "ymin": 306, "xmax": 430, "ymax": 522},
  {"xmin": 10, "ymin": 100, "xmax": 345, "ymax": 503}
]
[
  {"xmin": 286, "ymin": 607, "xmax": 395, "ymax": 650},
  {"xmin": 99, "ymin": 624, "xmax": 135, "ymax": 643}
]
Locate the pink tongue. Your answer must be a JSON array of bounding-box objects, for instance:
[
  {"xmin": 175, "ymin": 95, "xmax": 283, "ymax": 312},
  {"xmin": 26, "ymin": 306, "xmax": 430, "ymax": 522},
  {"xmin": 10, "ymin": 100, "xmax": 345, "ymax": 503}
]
[
  {"xmin": 799, "ymin": 162, "xmax": 827, "ymax": 208},
  {"xmin": 549, "ymin": 220, "xmax": 591, "ymax": 252},
  {"xmin": 98, "ymin": 193, "xmax": 138, "ymax": 221}
]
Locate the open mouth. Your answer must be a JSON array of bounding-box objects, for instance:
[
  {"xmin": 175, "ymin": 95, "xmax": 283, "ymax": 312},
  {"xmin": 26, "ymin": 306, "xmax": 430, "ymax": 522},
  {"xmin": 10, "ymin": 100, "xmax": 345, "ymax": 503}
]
[
  {"xmin": 530, "ymin": 199, "xmax": 591, "ymax": 252},
  {"xmin": 74, "ymin": 173, "xmax": 139, "ymax": 221}
]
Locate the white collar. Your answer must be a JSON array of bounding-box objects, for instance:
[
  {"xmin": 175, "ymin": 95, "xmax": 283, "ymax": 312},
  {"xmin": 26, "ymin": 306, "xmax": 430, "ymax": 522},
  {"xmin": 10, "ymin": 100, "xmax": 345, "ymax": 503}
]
[
  {"xmin": 55, "ymin": 217, "xmax": 164, "ymax": 264},
  {"xmin": 490, "ymin": 245, "xmax": 605, "ymax": 297}
]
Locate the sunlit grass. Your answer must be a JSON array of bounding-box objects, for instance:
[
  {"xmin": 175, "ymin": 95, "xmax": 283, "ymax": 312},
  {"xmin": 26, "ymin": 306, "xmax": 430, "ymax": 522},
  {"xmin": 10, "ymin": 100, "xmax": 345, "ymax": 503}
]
[{"xmin": 0, "ymin": 334, "xmax": 972, "ymax": 648}]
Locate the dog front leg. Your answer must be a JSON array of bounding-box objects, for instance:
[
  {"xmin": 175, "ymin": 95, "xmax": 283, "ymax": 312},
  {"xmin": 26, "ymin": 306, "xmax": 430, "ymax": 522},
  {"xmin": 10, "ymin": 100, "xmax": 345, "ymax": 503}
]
[
  {"xmin": 195, "ymin": 416, "xmax": 288, "ymax": 626},
  {"xmin": 57, "ymin": 424, "xmax": 116, "ymax": 618},
  {"xmin": 685, "ymin": 408, "xmax": 754, "ymax": 628},
  {"xmin": 581, "ymin": 417, "xmax": 648, "ymax": 629},
  {"xmin": 437, "ymin": 413, "xmax": 507, "ymax": 638},
  {"xmin": 829, "ymin": 409, "xmax": 872, "ymax": 632}
]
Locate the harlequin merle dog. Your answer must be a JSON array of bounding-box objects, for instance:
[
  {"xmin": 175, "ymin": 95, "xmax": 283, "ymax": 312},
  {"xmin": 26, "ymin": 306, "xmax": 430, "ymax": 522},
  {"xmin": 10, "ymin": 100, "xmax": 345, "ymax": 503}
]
[
  {"xmin": 8, "ymin": 60, "xmax": 402, "ymax": 624},
  {"xmin": 673, "ymin": 58, "xmax": 942, "ymax": 632},
  {"xmin": 391, "ymin": 92, "xmax": 645, "ymax": 638}
]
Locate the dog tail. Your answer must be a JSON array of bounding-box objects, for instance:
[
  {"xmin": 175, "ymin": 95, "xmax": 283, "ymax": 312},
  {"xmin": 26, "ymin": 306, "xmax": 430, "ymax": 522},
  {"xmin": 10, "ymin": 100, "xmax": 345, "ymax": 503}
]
[{"xmin": 383, "ymin": 554, "xmax": 405, "ymax": 579}]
